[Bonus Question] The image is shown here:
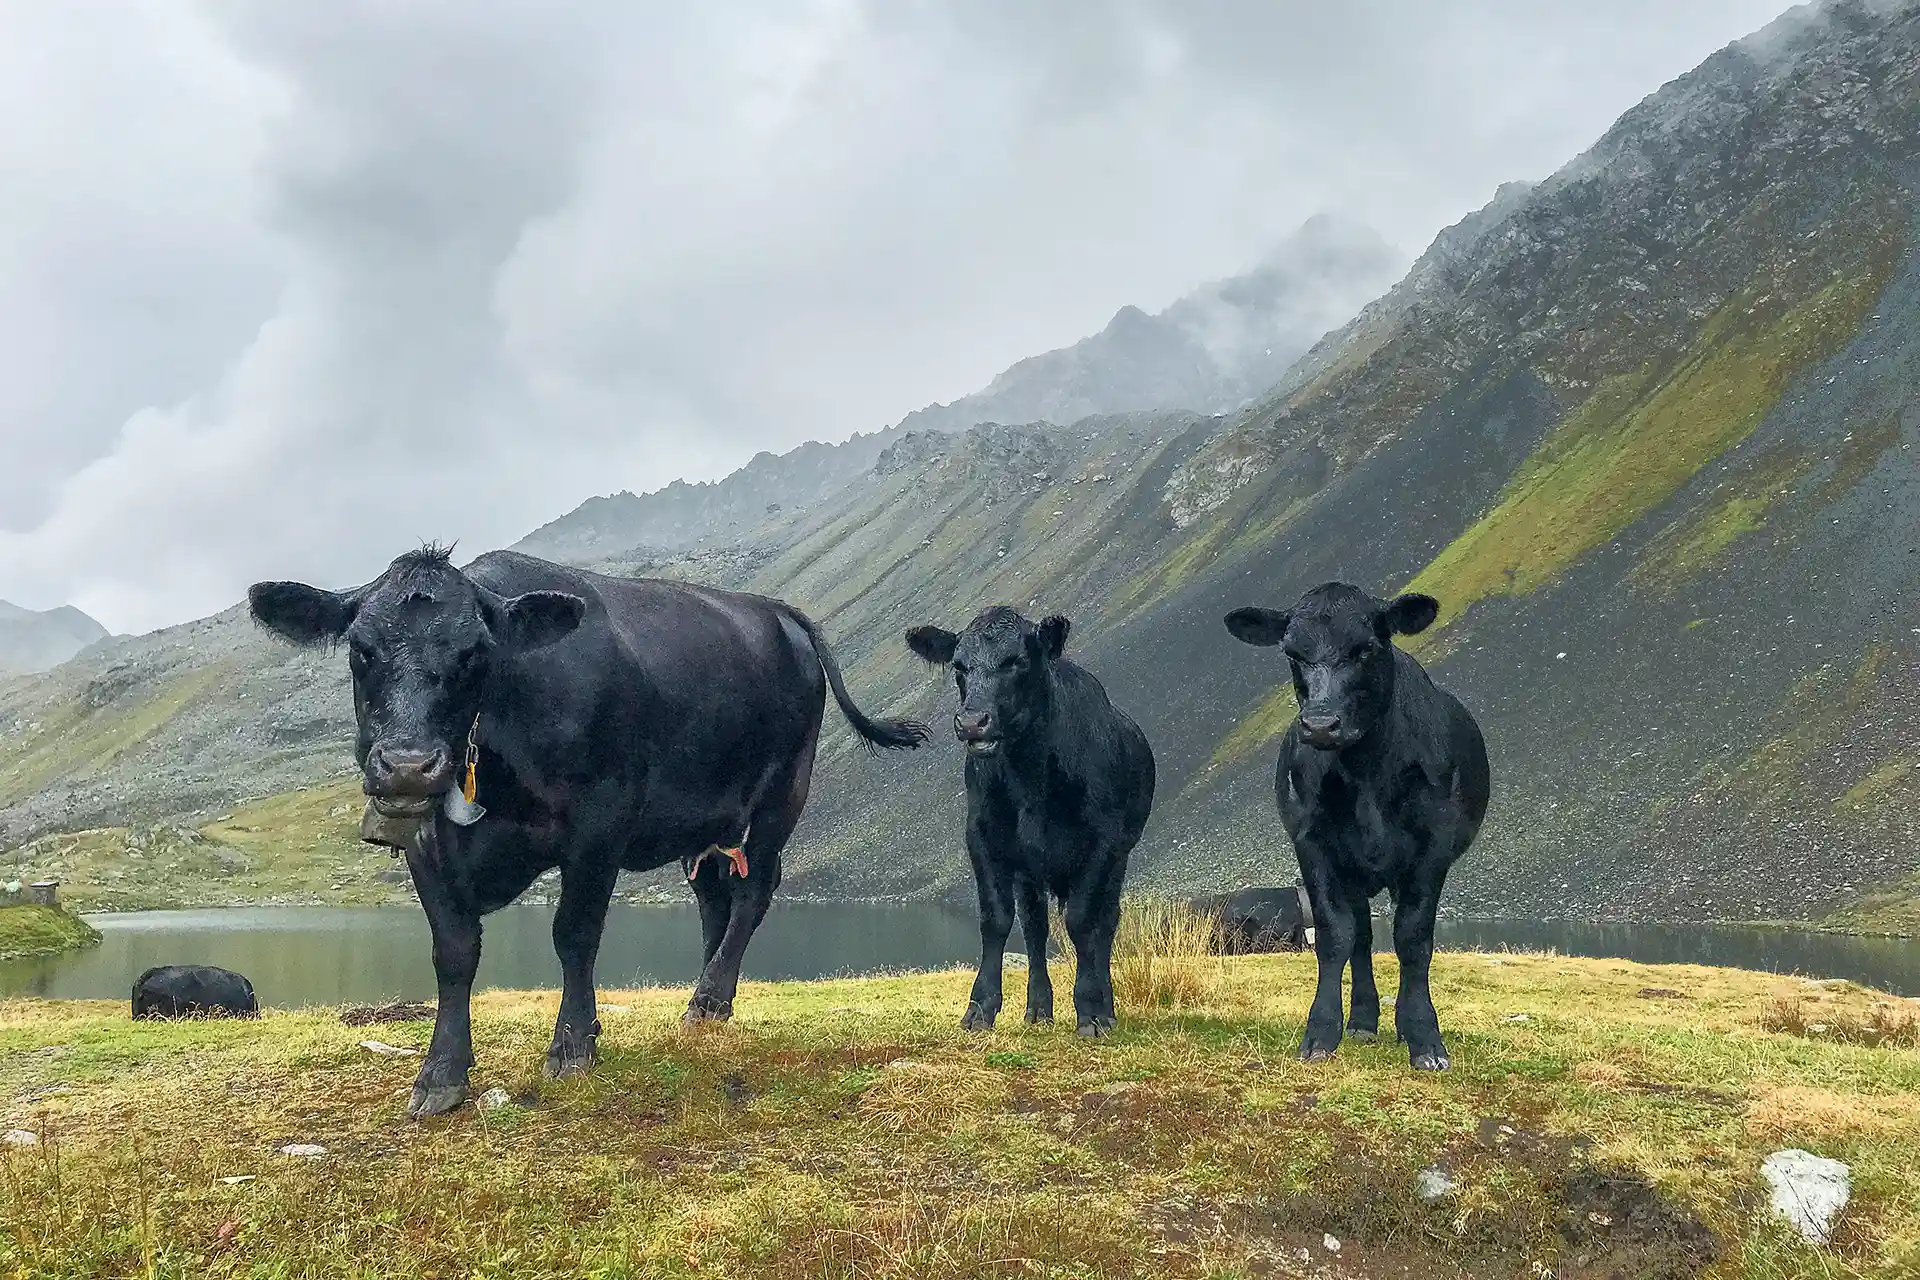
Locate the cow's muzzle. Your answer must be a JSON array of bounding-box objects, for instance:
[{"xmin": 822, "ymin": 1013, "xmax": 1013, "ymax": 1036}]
[{"xmin": 365, "ymin": 744, "xmax": 454, "ymax": 816}]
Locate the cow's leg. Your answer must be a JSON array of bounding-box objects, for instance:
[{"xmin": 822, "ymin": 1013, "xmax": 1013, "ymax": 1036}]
[
  {"xmin": 963, "ymin": 838, "xmax": 1016, "ymax": 1031},
  {"xmin": 1346, "ymin": 896, "xmax": 1380, "ymax": 1042},
  {"xmin": 1064, "ymin": 849, "xmax": 1126, "ymax": 1037},
  {"xmin": 1393, "ymin": 867, "xmax": 1452, "ymax": 1071},
  {"xmin": 408, "ymin": 852, "xmax": 481, "ymax": 1119},
  {"xmin": 683, "ymin": 817, "xmax": 787, "ymax": 1024},
  {"xmin": 1298, "ymin": 855, "xmax": 1356, "ymax": 1062},
  {"xmin": 1015, "ymin": 876, "xmax": 1053, "ymax": 1024},
  {"xmin": 688, "ymin": 854, "xmax": 730, "ymax": 967},
  {"xmin": 546, "ymin": 857, "xmax": 618, "ymax": 1078}
]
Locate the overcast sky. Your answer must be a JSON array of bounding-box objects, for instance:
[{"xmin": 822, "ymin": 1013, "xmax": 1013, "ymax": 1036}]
[{"xmin": 0, "ymin": 0, "xmax": 1793, "ymax": 634}]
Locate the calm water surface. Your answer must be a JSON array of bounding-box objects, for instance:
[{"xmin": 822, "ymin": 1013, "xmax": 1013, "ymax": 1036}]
[{"xmin": 3, "ymin": 904, "xmax": 1917, "ymax": 1005}]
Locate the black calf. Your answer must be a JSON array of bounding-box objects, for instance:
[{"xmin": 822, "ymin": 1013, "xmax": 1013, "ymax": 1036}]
[
  {"xmin": 1225, "ymin": 583, "xmax": 1489, "ymax": 1070},
  {"xmin": 132, "ymin": 965, "xmax": 259, "ymax": 1019},
  {"xmin": 1191, "ymin": 886, "xmax": 1312, "ymax": 953},
  {"xmin": 906, "ymin": 608, "xmax": 1154, "ymax": 1037}
]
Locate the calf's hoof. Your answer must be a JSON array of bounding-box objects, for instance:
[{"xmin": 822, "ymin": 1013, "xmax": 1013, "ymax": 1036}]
[
  {"xmin": 1298, "ymin": 1045, "xmax": 1336, "ymax": 1064},
  {"xmin": 1025, "ymin": 1007, "xmax": 1054, "ymax": 1025},
  {"xmin": 1075, "ymin": 1015, "xmax": 1115, "ymax": 1039},
  {"xmin": 1410, "ymin": 1051, "xmax": 1451, "ymax": 1072},
  {"xmin": 544, "ymin": 1043, "xmax": 598, "ymax": 1080},
  {"xmin": 960, "ymin": 1002, "xmax": 998, "ymax": 1032},
  {"xmin": 1347, "ymin": 1029, "xmax": 1378, "ymax": 1044},
  {"xmin": 407, "ymin": 1081, "xmax": 470, "ymax": 1119}
]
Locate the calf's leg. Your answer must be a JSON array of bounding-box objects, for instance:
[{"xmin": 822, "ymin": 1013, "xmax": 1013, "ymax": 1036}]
[
  {"xmin": 962, "ymin": 842, "xmax": 1016, "ymax": 1031},
  {"xmin": 1064, "ymin": 851, "xmax": 1126, "ymax": 1037},
  {"xmin": 1346, "ymin": 897, "xmax": 1380, "ymax": 1042},
  {"xmin": 408, "ymin": 851, "xmax": 482, "ymax": 1118},
  {"xmin": 547, "ymin": 858, "xmax": 618, "ymax": 1078},
  {"xmin": 1298, "ymin": 858, "xmax": 1357, "ymax": 1062},
  {"xmin": 1016, "ymin": 877, "xmax": 1053, "ymax": 1023},
  {"xmin": 684, "ymin": 820, "xmax": 786, "ymax": 1024},
  {"xmin": 1391, "ymin": 870, "xmax": 1451, "ymax": 1071}
]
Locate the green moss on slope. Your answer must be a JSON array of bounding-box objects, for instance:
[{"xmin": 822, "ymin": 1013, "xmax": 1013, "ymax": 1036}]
[
  {"xmin": 1405, "ymin": 268, "xmax": 1892, "ymax": 635},
  {"xmin": 0, "ymin": 904, "xmax": 101, "ymax": 961}
]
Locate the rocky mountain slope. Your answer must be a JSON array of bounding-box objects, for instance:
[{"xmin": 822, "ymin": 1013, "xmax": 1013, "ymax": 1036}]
[
  {"xmin": 513, "ymin": 217, "xmax": 1403, "ymax": 565},
  {"xmin": 5, "ymin": 0, "xmax": 1920, "ymax": 929},
  {"xmin": 0, "ymin": 602, "xmax": 107, "ymax": 676}
]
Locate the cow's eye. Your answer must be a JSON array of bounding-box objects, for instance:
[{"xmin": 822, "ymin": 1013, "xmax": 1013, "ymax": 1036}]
[
  {"xmin": 997, "ymin": 656, "xmax": 1020, "ymax": 673},
  {"xmin": 347, "ymin": 639, "xmax": 373, "ymax": 668},
  {"xmin": 1348, "ymin": 643, "xmax": 1372, "ymax": 662}
]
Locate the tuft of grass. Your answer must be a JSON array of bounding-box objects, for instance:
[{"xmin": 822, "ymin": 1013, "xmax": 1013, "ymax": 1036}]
[
  {"xmin": 1110, "ymin": 897, "xmax": 1227, "ymax": 1011},
  {"xmin": 0, "ymin": 904, "xmax": 101, "ymax": 962},
  {"xmin": 1759, "ymin": 989, "xmax": 1920, "ymax": 1049}
]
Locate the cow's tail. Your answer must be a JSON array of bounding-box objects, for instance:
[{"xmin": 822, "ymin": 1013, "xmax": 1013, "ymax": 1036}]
[{"xmin": 785, "ymin": 607, "xmax": 929, "ymax": 752}]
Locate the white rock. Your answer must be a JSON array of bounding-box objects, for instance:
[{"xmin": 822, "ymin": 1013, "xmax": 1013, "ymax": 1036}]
[
  {"xmin": 1322, "ymin": 1233, "xmax": 1341, "ymax": 1253},
  {"xmin": 217, "ymin": 1175, "xmax": 255, "ymax": 1185},
  {"xmin": 2, "ymin": 1130, "xmax": 38, "ymax": 1147},
  {"xmin": 358, "ymin": 1040, "xmax": 418, "ymax": 1057},
  {"xmin": 1761, "ymin": 1149, "xmax": 1850, "ymax": 1244},
  {"xmin": 1502, "ymin": 1014, "xmax": 1531, "ymax": 1023},
  {"xmin": 1415, "ymin": 1166, "xmax": 1459, "ymax": 1202},
  {"xmin": 479, "ymin": 1088, "xmax": 512, "ymax": 1111},
  {"xmin": 277, "ymin": 1143, "xmax": 327, "ymax": 1158}
]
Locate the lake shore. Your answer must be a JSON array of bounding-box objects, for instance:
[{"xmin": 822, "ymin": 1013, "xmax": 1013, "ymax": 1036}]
[
  {"xmin": 3, "ymin": 952, "xmax": 1917, "ymax": 1278},
  {"xmin": 0, "ymin": 904, "xmax": 100, "ymax": 962}
]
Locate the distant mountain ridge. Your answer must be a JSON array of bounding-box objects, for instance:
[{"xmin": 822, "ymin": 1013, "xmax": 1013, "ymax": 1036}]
[
  {"xmin": 0, "ymin": 601, "xmax": 108, "ymax": 675},
  {"xmin": 513, "ymin": 215, "xmax": 1405, "ymax": 564}
]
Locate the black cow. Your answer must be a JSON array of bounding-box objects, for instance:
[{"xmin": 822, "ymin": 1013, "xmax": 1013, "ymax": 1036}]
[
  {"xmin": 132, "ymin": 965, "xmax": 258, "ymax": 1019},
  {"xmin": 905, "ymin": 608, "xmax": 1154, "ymax": 1037},
  {"xmin": 250, "ymin": 547, "xmax": 926, "ymax": 1116},
  {"xmin": 1224, "ymin": 583, "xmax": 1489, "ymax": 1070},
  {"xmin": 1190, "ymin": 886, "xmax": 1312, "ymax": 954}
]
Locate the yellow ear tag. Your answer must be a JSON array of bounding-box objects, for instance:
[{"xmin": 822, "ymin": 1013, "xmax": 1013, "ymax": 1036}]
[{"xmin": 462, "ymin": 760, "xmax": 478, "ymax": 805}]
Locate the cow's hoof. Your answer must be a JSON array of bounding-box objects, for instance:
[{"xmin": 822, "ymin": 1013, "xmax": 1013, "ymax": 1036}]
[
  {"xmin": 407, "ymin": 1082, "xmax": 470, "ymax": 1119},
  {"xmin": 1025, "ymin": 1008, "xmax": 1055, "ymax": 1025},
  {"xmin": 544, "ymin": 1048, "xmax": 597, "ymax": 1080},
  {"xmin": 1410, "ymin": 1052, "xmax": 1451, "ymax": 1072},
  {"xmin": 1075, "ymin": 1016, "xmax": 1114, "ymax": 1039},
  {"xmin": 682, "ymin": 999, "xmax": 733, "ymax": 1026},
  {"xmin": 1299, "ymin": 1046, "xmax": 1336, "ymax": 1064},
  {"xmin": 1347, "ymin": 1029, "xmax": 1378, "ymax": 1044},
  {"xmin": 960, "ymin": 1003, "xmax": 998, "ymax": 1032}
]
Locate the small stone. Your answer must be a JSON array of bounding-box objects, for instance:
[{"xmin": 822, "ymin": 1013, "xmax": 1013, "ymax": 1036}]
[
  {"xmin": 2, "ymin": 1130, "xmax": 38, "ymax": 1147},
  {"xmin": 1098, "ymin": 1081, "xmax": 1139, "ymax": 1097},
  {"xmin": 217, "ymin": 1175, "xmax": 255, "ymax": 1185},
  {"xmin": 277, "ymin": 1143, "xmax": 326, "ymax": 1158},
  {"xmin": 1503, "ymin": 1013, "xmax": 1531, "ymax": 1023},
  {"xmin": 478, "ymin": 1088, "xmax": 512, "ymax": 1111},
  {"xmin": 1322, "ymin": 1233, "xmax": 1341, "ymax": 1253},
  {"xmin": 1762, "ymin": 1149, "xmax": 1849, "ymax": 1244},
  {"xmin": 1414, "ymin": 1166, "xmax": 1458, "ymax": 1202},
  {"xmin": 358, "ymin": 1040, "xmax": 418, "ymax": 1057},
  {"xmin": 600, "ymin": 1004, "xmax": 631, "ymax": 1014}
]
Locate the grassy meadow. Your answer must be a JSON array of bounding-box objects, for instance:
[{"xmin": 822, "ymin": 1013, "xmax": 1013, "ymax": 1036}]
[{"xmin": 3, "ymin": 919, "xmax": 1918, "ymax": 1279}]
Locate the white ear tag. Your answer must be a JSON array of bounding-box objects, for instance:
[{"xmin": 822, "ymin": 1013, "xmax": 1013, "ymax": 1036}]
[{"xmin": 443, "ymin": 789, "xmax": 485, "ymax": 826}]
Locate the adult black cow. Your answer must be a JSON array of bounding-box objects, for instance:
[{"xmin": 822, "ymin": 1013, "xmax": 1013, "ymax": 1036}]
[
  {"xmin": 905, "ymin": 607, "xmax": 1153, "ymax": 1037},
  {"xmin": 132, "ymin": 965, "xmax": 259, "ymax": 1019},
  {"xmin": 250, "ymin": 547, "xmax": 926, "ymax": 1116},
  {"xmin": 1224, "ymin": 583, "xmax": 1489, "ymax": 1071}
]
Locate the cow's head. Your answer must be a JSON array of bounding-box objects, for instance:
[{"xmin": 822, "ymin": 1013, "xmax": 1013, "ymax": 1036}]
[
  {"xmin": 904, "ymin": 606, "xmax": 1070, "ymax": 757},
  {"xmin": 1224, "ymin": 582, "xmax": 1438, "ymax": 751},
  {"xmin": 248, "ymin": 547, "xmax": 584, "ymax": 817}
]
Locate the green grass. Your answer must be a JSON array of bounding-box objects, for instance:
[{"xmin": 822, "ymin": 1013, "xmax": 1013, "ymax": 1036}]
[
  {"xmin": 0, "ymin": 905, "xmax": 100, "ymax": 961},
  {"xmin": 3, "ymin": 953, "xmax": 1917, "ymax": 1277},
  {"xmin": 1404, "ymin": 267, "xmax": 1891, "ymax": 637},
  {"xmin": 5, "ymin": 781, "xmax": 409, "ymax": 911}
]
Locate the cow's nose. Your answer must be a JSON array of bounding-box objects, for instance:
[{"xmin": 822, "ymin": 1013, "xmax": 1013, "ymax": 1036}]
[
  {"xmin": 370, "ymin": 746, "xmax": 450, "ymax": 794},
  {"xmin": 1299, "ymin": 713, "xmax": 1341, "ymax": 738},
  {"xmin": 955, "ymin": 711, "xmax": 993, "ymax": 739}
]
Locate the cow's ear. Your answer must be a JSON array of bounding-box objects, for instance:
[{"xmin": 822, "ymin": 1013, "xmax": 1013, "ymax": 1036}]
[
  {"xmin": 1224, "ymin": 606, "xmax": 1289, "ymax": 647},
  {"xmin": 1383, "ymin": 593, "xmax": 1439, "ymax": 636},
  {"xmin": 249, "ymin": 581, "xmax": 359, "ymax": 647},
  {"xmin": 1036, "ymin": 615, "xmax": 1070, "ymax": 660},
  {"xmin": 905, "ymin": 625, "xmax": 958, "ymax": 665},
  {"xmin": 496, "ymin": 591, "xmax": 585, "ymax": 653}
]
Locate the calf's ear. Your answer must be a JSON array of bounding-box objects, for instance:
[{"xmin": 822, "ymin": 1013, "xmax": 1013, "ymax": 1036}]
[
  {"xmin": 496, "ymin": 591, "xmax": 586, "ymax": 653},
  {"xmin": 905, "ymin": 625, "xmax": 959, "ymax": 665},
  {"xmin": 1037, "ymin": 615, "xmax": 1070, "ymax": 660},
  {"xmin": 1223, "ymin": 606, "xmax": 1289, "ymax": 647},
  {"xmin": 1383, "ymin": 592, "xmax": 1440, "ymax": 636},
  {"xmin": 248, "ymin": 581, "xmax": 359, "ymax": 647}
]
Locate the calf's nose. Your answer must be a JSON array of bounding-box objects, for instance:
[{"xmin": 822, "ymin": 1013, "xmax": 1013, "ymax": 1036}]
[
  {"xmin": 1299, "ymin": 713, "xmax": 1341, "ymax": 738},
  {"xmin": 954, "ymin": 711, "xmax": 993, "ymax": 739}
]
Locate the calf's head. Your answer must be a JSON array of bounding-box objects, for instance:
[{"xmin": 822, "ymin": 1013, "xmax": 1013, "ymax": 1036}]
[
  {"xmin": 905, "ymin": 607, "xmax": 1070, "ymax": 756},
  {"xmin": 248, "ymin": 547, "xmax": 584, "ymax": 817},
  {"xmin": 1224, "ymin": 583, "xmax": 1438, "ymax": 751}
]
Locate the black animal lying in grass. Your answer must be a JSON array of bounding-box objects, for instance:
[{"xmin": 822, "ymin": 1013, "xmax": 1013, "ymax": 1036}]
[
  {"xmin": 1225, "ymin": 583, "xmax": 1489, "ymax": 1070},
  {"xmin": 907, "ymin": 608, "xmax": 1154, "ymax": 1037},
  {"xmin": 132, "ymin": 965, "xmax": 258, "ymax": 1019},
  {"xmin": 250, "ymin": 546, "xmax": 925, "ymax": 1117}
]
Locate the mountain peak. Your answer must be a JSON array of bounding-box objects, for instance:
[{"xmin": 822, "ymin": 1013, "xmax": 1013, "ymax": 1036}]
[{"xmin": 0, "ymin": 600, "xmax": 110, "ymax": 675}]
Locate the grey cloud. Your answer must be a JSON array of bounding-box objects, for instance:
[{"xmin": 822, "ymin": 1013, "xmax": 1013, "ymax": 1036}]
[{"xmin": 0, "ymin": 0, "xmax": 1792, "ymax": 633}]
